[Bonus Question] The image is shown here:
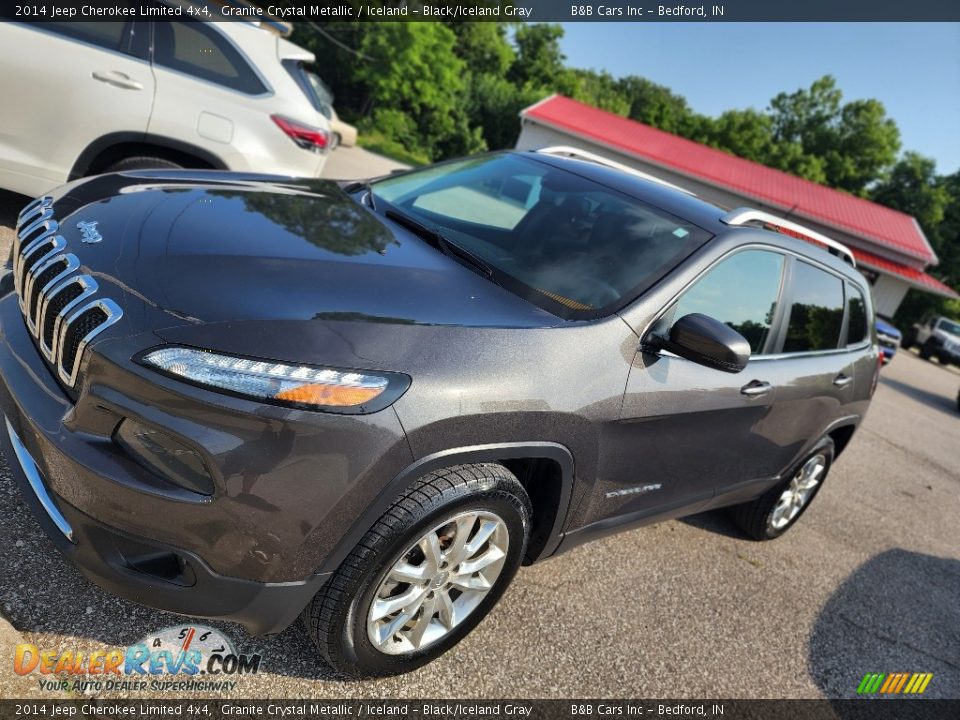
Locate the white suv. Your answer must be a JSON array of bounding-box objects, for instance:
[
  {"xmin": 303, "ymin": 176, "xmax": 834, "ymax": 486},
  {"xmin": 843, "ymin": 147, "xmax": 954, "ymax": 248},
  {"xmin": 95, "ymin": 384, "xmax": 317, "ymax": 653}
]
[{"xmin": 0, "ymin": 15, "xmax": 331, "ymax": 197}]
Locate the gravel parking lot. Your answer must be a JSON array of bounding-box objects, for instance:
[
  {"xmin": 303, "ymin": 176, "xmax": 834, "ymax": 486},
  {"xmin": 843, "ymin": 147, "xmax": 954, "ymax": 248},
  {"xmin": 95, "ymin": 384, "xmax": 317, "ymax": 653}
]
[{"xmin": 0, "ymin": 183, "xmax": 957, "ymax": 700}]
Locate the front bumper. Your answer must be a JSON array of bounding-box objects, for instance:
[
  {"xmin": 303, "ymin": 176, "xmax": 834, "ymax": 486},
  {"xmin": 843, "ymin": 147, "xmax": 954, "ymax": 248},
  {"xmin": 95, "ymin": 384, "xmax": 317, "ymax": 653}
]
[
  {"xmin": 2, "ymin": 417, "xmax": 318, "ymax": 635},
  {"xmin": 0, "ymin": 286, "xmax": 411, "ymax": 635}
]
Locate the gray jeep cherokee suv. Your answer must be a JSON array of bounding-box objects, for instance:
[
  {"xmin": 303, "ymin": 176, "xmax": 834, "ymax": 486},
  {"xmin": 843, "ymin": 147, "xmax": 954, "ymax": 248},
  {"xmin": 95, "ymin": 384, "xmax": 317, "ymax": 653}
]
[{"xmin": 0, "ymin": 150, "xmax": 879, "ymax": 677}]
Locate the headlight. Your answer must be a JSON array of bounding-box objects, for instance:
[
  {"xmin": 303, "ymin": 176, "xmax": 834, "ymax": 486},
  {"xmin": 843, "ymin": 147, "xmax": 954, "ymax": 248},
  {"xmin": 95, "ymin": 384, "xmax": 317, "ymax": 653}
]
[{"xmin": 139, "ymin": 347, "xmax": 407, "ymax": 413}]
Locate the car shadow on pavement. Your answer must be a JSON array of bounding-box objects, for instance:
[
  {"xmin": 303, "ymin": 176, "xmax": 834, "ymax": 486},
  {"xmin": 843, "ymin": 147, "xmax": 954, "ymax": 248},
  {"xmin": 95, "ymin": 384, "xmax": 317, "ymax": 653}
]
[
  {"xmin": 676, "ymin": 509, "xmax": 747, "ymax": 539},
  {"xmin": 808, "ymin": 548, "xmax": 960, "ymax": 700},
  {"xmin": 0, "ymin": 189, "xmax": 28, "ymax": 228},
  {"xmin": 879, "ymin": 376, "xmax": 958, "ymax": 418}
]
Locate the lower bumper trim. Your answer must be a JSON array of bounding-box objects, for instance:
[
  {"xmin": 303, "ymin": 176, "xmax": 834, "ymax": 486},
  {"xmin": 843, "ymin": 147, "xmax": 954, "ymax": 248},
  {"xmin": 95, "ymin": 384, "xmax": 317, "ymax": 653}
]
[{"xmin": 5, "ymin": 416, "xmax": 75, "ymax": 543}]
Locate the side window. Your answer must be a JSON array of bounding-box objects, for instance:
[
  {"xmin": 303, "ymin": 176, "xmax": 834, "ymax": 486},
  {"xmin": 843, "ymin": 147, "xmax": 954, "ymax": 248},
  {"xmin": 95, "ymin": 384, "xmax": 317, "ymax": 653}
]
[
  {"xmin": 671, "ymin": 250, "xmax": 785, "ymax": 354},
  {"xmin": 846, "ymin": 284, "xmax": 869, "ymax": 346},
  {"xmin": 39, "ymin": 21, "xmax": 132, "ymax": 52},
  {"xmin": 153, "ymin": 22, "xmax": 267, "ymax": 95},
  {"xmin": 783, "ymin": 261, "xmax": 845, "ymax": 353}
]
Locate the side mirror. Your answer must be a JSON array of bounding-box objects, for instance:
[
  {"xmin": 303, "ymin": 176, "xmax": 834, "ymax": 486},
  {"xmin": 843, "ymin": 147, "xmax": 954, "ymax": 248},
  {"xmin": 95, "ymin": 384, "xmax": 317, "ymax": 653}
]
[{"xmin": 656, "ymin": 313, "xmax": 751, "ymax": 373}]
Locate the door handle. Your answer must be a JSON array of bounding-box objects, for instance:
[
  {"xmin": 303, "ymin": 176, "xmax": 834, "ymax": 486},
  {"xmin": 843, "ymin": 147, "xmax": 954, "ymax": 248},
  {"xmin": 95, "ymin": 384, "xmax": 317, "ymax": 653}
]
[
  {"xmin": 833, "ymin": 374, "xmax": 854, "ymax": 389},
  {"xmin": 92, "ymin": 70, "xmax": 143, "ymax": 90},
  {"xmin": 740, "ymin": 380, "xmax": 772, "ymax": 397}
]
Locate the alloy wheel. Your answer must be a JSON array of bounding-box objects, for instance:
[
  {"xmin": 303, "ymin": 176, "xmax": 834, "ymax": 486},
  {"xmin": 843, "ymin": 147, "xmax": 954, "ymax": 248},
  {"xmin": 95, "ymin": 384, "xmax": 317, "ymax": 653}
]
[
  {"xmin": 367, "ymin": 511, "xmax": 509, "ymax": 655},
  {"xmin": 770, "ymin": 453, "xmax": 826, "ymax": 530}
]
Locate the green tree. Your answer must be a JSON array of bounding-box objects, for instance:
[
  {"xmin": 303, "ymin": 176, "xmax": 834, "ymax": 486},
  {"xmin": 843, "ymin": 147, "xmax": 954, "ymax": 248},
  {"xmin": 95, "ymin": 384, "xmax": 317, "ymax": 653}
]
[
  {"xmin": 616, "ymin": 75, "xmax": 697, "ymax": 136},
  {"xmin": 891, "ymin": 170, "xmax": 960, "ymax": 326},
  {"xmin": 508, "ymin": 24, "xmax": 574, "ymax": 93},
  {"xmin": 769, "ymin": 76, "xmax": 900, "ymax": 194},
  {"xmin": 356, "ymin": 22, "xmax": 483, "ymax": 160},
  {"xmin": 706, "ymin": 109, "xmax": 777, "ymax": 163},
  {"xmin": 569, "ymin": 69, "xmax": 630, "ymax": 116},
  {"xmin": 871, "ymin": 152, "xmax": 949, "ymax": 237},
  {"xmin": 447, "ymin": 21, "xmax": 515, "ymax": 76}
]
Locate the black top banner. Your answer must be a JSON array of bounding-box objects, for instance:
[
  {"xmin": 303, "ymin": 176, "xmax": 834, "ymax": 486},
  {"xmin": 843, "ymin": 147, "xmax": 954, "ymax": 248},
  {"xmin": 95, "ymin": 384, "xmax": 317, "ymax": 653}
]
[
  {"xmin": 2, "ymin": 0, "xmax": 960, "ymax": 23},
  {"xmin": 1, "ymin": 700, "xmax": 959, "ymax": 720}
]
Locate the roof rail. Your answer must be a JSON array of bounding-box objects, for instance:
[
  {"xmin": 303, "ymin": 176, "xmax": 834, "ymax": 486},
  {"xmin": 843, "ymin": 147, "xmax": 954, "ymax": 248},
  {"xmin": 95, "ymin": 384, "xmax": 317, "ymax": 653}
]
[
  {"xmin": 534, "ymin": 146, "xmax": 694, "ymax": 195},
  {"xmin": 721, "ymin": 207, "xmax": 857, "ymax": 268}
]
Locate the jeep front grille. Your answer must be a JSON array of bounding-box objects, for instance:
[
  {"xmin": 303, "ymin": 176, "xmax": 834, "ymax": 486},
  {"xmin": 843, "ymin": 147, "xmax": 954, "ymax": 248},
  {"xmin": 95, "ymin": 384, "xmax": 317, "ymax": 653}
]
[{"xmin": 13, "ymin": 196, "xmax": 122, "ymax": 387}]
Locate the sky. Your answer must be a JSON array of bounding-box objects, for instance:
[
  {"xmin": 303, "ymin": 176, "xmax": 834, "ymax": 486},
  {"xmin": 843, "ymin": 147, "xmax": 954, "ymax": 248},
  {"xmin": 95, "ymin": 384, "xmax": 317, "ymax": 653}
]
[{"xmin": 559, "ymin": 23, "xmax": 960, "ymax": 174}]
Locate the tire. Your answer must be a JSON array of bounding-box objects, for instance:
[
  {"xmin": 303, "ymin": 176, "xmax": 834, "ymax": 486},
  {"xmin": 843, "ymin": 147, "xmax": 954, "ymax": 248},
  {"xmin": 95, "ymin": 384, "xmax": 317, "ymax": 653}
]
[
  {"xmin": 303, "ymin": 463, "xmax": 531, "ymax": 678},
  {"xmin": 102, "ymin": 156, "xmax": 183, "ymax": 173},
  {"xmin": 919, "ymin": 340, "xmax": 935, "ymax": 360},
  {"xmin": 728, "ymin": 438, "xmax": 834, "ymax": 541},
  {"xmin": 900, "ymin": 331, "xmax": 914, "ymax": 350},
  {"xmin": 938, "ymin": 355, "xmax": 950, "ymax": 365}
]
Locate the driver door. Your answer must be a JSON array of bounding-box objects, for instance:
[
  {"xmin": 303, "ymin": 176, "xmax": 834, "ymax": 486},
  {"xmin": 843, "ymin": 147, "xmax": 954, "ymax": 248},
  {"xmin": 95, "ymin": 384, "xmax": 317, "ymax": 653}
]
[{"xmin": 598, "ymin": 249, "xmax": 791, "ymax": 522}]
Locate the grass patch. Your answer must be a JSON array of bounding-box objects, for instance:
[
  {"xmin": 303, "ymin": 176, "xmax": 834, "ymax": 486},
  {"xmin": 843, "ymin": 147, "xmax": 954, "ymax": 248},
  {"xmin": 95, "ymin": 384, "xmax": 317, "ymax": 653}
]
[{"xmin": 357, "ymin": 131, "xmax": 430, "ymax": 167}]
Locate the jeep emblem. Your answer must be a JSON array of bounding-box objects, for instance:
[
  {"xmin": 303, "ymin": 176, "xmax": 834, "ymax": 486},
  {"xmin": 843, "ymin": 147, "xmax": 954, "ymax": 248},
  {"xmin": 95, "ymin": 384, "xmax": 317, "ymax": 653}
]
[{"xmin": 76, "ymin": 220, "xmax": 102, "ymax": 244}]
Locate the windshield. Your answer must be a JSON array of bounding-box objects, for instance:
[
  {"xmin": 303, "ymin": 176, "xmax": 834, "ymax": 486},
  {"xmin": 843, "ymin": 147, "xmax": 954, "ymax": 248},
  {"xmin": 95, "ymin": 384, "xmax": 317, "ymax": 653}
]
[
  {"xmin": 371, "ymin": 154, "xmax": 711, "ymax": 318},
  {"xmin": 937, "ymin": 318, "xmax": 960, "ymax": 335}
]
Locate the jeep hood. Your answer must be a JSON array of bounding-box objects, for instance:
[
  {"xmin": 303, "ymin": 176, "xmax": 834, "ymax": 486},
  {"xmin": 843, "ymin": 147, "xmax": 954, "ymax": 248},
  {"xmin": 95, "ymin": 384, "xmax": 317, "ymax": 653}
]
[{"xmin": 52, "ymin": 171, "xmax": 561, "ymax": 330}]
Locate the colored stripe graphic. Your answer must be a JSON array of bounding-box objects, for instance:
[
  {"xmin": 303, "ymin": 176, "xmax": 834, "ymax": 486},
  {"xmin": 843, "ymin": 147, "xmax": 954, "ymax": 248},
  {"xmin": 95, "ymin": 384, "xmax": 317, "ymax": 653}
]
[
  {"xmin": 857, "ymin": 673, "xmax": 885, "ymax": 694},
  {"xmin": 858, "ymin": 672, "xmax": 932, "ymax": 694},
  {"xmin": 880, "ymin": 674, "xmax": 897, "ymax": 693}
]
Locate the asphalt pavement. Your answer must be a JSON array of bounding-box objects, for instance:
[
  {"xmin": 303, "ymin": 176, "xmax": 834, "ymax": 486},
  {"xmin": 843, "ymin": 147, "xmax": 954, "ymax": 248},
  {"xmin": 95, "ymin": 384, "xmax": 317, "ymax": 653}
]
[{"xmin": 0, "ymin": 173, "xmax": 957, "ymax": 700}]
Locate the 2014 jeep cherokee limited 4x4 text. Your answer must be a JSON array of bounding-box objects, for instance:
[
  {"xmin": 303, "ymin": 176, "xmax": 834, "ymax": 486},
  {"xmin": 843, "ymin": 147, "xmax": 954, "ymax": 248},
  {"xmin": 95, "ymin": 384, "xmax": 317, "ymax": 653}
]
[{"xmin": 0, "ymin": 150, "xmax": 879, "ymax": 677}]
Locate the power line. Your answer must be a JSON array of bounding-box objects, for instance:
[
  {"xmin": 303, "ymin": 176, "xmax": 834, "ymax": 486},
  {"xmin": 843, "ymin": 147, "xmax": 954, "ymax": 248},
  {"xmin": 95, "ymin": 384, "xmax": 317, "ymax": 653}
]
[{"xmin": 277, "ymin": 0, "xmax": 371, "ymax": 61}]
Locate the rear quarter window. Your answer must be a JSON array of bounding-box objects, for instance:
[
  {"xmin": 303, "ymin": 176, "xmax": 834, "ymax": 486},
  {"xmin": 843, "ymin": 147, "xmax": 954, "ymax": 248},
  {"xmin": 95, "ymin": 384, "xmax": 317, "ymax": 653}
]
[{"xmin": 846, "ymin": 283, "xmax": 869, "ymax": 346}]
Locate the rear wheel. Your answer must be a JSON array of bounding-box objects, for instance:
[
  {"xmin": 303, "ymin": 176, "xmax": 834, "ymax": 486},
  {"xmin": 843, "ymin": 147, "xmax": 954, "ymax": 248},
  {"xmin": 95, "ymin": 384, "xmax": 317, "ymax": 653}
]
[
  {"xmin": 302, "ymin": 463, "xmax": 530, "ymax": 678},
  {"xmin": 103, "ymin": 156, "xmax": 183, "ymax": 173},
  {"xmin": 729, "ymin": 439, "xmax": 834, "ymax": 540},
  {"xmin": 919, "ymin": 340, "xmax": 936, "ymax": 360}
]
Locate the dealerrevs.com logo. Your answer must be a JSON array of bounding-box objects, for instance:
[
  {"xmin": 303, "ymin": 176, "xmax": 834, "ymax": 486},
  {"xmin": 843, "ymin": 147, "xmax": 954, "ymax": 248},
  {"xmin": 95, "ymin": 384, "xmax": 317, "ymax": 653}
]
[{"xmin": 14, "ymin": 625, "xmax": 262, "ymax": 693}]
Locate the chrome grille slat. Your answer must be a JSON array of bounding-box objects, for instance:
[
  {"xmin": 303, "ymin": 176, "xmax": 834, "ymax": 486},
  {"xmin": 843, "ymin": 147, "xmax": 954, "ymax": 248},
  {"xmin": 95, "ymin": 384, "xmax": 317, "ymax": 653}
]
[
  {"xmin": 56, "ymin": 299, "xmax": 123, "ymax": 387},
  {"xmin": 17, "ymin": 195, "xmax": 49, "ymax": 223},
  {"xmin": 15, "ymin": 235, "xmax": 66, "ymax": 299},
  {"xmin": 39, "ymin": 276, "xmax": 98, "ymax": 362},
  {"xmin": 14, "ymin": 224, "xmax": 61, "ymax": 293},
  {"xmin": 25, "ymin": 254, "xmax": 80, "ymax": 333},
  {"xmin": 12, "ymin": 197, "xmax": 122, "ymax": 388}
]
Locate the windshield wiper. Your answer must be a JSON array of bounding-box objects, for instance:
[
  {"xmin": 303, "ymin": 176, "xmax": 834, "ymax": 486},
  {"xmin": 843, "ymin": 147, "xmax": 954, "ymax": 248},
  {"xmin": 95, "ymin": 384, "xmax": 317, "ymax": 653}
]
[
  {"xmin": 343, "ymin": 180, "xmax": 377, "ymax": 210},
  {"xmin": 384, "ymin": 208, "xmax": 494, "ymax": 277}
]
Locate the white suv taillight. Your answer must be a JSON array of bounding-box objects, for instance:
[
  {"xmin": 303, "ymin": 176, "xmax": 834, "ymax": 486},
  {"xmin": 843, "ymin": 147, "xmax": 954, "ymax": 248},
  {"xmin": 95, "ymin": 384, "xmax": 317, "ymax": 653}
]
[{"xmin": 271, "ymin": 114, "xmax": 329, "ymax": 153}]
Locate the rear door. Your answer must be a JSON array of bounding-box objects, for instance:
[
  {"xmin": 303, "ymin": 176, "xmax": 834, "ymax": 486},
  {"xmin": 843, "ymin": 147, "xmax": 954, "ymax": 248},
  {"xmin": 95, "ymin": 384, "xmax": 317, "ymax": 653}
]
[
  {"xmin": 756, "ymin": 258, "xmax": 858, "ymax": 469},
  {"xmin": 0, "ymin": 21, "xmax": 153, "ymax": 196}
]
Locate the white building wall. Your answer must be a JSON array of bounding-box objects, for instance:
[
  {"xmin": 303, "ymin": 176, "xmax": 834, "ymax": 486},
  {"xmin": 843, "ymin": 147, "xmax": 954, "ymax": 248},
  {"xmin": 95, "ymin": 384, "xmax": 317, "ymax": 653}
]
[{"xmin": 871, "ymin": 275, "xmax": 910, "ymax": 317}]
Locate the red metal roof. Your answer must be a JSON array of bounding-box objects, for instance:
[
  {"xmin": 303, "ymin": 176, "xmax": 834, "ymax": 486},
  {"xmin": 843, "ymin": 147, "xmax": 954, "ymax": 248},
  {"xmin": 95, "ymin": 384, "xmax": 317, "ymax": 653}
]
[
  {"xmin": 852, "ymin": 248, "xmax": 958, "ymax": 298},
  {"xmin": 522, "ymin": 95, "xmax": 937, "ymax": 265}
]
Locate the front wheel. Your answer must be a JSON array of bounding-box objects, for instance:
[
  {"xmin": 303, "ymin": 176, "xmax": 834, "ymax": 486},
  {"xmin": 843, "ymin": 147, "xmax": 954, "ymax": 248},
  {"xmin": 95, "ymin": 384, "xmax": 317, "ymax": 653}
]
[
  {"xmin": 302, "ymin": 464, "xmax": 531, "ymax": 678},
  {"xmin": 729, "ymin": 439, "xmax": 834, "ymax": 540}
]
